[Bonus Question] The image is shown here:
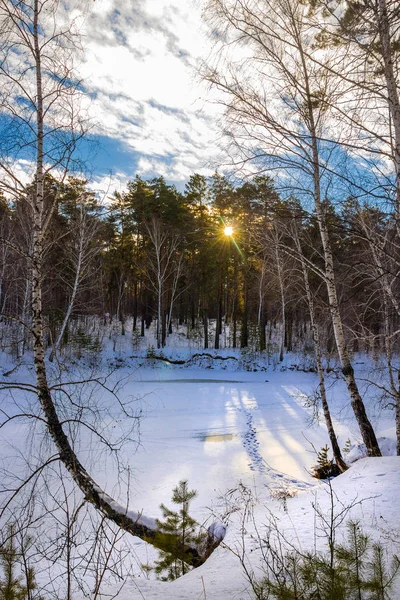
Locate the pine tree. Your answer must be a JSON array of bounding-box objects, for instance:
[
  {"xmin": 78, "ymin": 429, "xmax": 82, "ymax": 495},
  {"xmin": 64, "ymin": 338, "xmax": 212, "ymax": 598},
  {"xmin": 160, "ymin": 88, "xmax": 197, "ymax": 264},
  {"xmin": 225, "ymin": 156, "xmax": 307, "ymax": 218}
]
[
  {"xmin": 258, "ymin": 520, "xmax": 400, "ymax": 599},
  {"xmin": 153, "ymin": 480, "xmax": 204, "ymax": 581},
  {"xmin": 312, "ymin": 445, "xmax": 340, "ymax": 479},
  {"xmin": 0, "ymin": 528, "xmax": 26, "ymax": 600}
]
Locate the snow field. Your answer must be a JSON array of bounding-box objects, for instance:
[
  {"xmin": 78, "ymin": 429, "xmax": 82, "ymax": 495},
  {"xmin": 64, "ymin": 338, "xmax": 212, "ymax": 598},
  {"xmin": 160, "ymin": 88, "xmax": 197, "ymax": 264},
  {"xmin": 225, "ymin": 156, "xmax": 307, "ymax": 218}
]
[{"xmin": 0, "ymin": 351, "xmax": 399, "ymax": 599}]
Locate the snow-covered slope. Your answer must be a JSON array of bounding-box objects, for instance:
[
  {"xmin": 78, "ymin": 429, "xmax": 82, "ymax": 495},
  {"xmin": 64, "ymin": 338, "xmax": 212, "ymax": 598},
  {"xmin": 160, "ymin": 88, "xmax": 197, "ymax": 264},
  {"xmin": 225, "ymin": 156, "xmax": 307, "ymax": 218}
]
[{"xmin": 117, "ymin": 457, "xmax": 400, "ymax": 600}]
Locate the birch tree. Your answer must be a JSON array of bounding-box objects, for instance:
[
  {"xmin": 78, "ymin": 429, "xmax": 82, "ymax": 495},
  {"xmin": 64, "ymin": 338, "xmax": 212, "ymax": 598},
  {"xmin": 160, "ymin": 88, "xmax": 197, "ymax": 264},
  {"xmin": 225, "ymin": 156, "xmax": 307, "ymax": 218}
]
[
  {"xmin": 203, "ymin": 0, "xmax": 381, "ymax": 455},
  {"xmin": 49, "ymin": 184, "xmax": 102, "ymax": 361},
  {"xmin": 0, "ymin": 0, "xmax": 204, "ymax": 563},
  {"xmin": 146, "ymin": 217, "xmax": 182, "ymax": 348},
  {"xmin": 290, "ymin": 208, "xmax": 348, "ymax": 471},
  {"xmin": 351, "ymin": 204, "xmax": 400, "ymax": 454}
]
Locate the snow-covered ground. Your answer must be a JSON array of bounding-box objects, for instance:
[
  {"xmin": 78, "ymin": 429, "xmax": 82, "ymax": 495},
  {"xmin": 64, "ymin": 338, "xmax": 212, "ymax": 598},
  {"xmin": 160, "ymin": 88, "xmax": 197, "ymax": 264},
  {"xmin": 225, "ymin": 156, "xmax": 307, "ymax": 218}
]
[
  {"xmin": 113, "ymin": 366, "xmax": 392, "ymax": 516},
  {"xmin": 104, "ymin": 363, "xmax": 399, "ymax": 599},
  {"xmin": 1, "ymin": 347, "xmax": 399, "ymax": 599},
  {"xmin": 117, "ymin": 457, "xmax": 400, "ymax": 600}
]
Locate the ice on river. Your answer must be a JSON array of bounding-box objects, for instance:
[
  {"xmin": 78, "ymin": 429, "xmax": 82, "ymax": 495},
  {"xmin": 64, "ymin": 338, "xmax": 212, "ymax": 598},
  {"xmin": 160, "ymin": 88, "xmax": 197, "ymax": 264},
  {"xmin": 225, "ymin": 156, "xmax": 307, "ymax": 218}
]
[{"xmin": 101, "ymin": 367, "xmax": 390, "ymax": 521}]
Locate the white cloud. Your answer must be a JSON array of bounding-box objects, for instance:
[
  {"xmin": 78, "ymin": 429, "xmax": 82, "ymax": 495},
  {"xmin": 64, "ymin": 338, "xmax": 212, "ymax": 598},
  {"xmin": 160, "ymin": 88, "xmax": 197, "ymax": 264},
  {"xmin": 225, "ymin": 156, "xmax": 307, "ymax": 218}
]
[
  {"xmin": 0, "ymin": 159, "xmax": 34, "ymax": 198},
  {"xmin": 87, "ymin": 172, "xmax": 131, "ymax": 201},
  {"xmin": 75, "ymin": 0, "xmax": 222, "ymax": 183}
]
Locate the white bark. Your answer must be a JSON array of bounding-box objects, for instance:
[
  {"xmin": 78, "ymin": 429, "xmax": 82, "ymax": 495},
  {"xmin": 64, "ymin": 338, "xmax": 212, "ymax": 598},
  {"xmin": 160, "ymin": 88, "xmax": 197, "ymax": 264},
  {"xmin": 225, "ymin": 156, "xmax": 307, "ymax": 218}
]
[
  {"xmin": 274, "ymin": 234, "xmax": 286, "ymax": 363},
  {"xmin": 49, "ymin": 199, "xmax": 102, "ymax": 361},
  {"xmin": 203, "ymin": 0, "xmax": 381, "ymax": 456},
  {"xmin": 377, "ymin": 0, "xmax": 400, "ymax": 227},
  {"xmin": 293, "ymin": 221, "xmax": 347, "ymax": 471},
  {"xmin": 0, "ymin": 1, "xmax": 211, "ymax": 561},
  {"xmin": 257, "ymin": 259, "xmax": 267, "ymax": 326},
  {"xmin": 166, "ymin": 251, "xmax": 186, "ymax": 335},
  {"xmin": 146, "ymin": 218, "xmax": 181, "ymax": 348},
  {"xmin": 18, "ymin": 277, "xmax": 31, "ymax": 359},
  {"xmin": 294, "ymin": 14, "xmax": 382, "ymax": 457}
]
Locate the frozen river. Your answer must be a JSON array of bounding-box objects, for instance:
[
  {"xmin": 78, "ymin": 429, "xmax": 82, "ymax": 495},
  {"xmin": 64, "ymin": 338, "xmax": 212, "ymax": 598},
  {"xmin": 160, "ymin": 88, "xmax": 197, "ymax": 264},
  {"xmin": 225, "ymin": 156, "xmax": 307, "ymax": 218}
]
[
  {"xmin": 1, "ymin": 363, "xmax": 391, "ymax": 524},
  {"xmin": 113, "ymin": 368, "xmax": 365, "ymax": 520}
]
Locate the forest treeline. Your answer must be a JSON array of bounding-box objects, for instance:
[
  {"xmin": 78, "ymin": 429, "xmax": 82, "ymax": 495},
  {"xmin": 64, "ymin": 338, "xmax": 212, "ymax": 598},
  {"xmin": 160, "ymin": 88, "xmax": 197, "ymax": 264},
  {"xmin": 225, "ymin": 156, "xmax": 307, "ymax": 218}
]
[{"xmin": 0, "ymin": 170, "xmax": 398, "ymax": 359}]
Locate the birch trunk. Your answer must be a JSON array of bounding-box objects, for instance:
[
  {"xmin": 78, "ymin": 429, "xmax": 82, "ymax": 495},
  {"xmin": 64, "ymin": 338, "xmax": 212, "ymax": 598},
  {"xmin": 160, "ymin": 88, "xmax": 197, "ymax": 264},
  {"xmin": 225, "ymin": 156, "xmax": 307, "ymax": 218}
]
[
  {"xmin": 203, "ymin": 308, "xmax": 208, "ymax": 349},
  {"xmin": 232, "ymin": 256, "xmax": 238, "ymax": 348},
  {"xmin": 274, "ymin": 240, "xmax": 285, "ymax": 363},
  {"xmin": 49, "ymin": 242, "xmax": 83, "ymax": 362},
  {"xmin": 27, "ymin": 1, "xmax": 205, "ymax": 564},
  {"xmin": 377, "ymin": 4, "xmax": 400, "ymax": 447},
  {"xmin": 166, "ymin": 252, "xmax": 184, "ymax": 336},
  {"xmin": 377, "ymin": 0, "xmax": 400, "ymax": 229},
  {"xmin": 311, "ymin": 144, "xmax": 381, "ymax": 457},
  {"xmin": 382, "ymin": 291, "xmax": 400, "ymax": 455},
  {"xmin": 296, "ymin": 30, "xmax": 381, "ymax": 456},
  {"xmin": 0, "ymin": 239, "xmax": 9, "ymax": 314},
  {"xmin": 31, "ymin": 1, "xmax": 156, "ymax": 541},
  {"xmin": 257, "ymin": 261, "xmax": 266, "ymax": 351},
  {"xmin": 157, "ymin": 275, "xmax": 162, "ymax": 349},
  {"xmin": 18, "ymin": 277, "xmax": 31, "ymax": 359},
  {"xmin": 293, "ymin": 226, "xmax": 347, "ymax": 471},
  {"xmin": 240, "ymin": 274, "xmax": 249, "ymax": 348}
]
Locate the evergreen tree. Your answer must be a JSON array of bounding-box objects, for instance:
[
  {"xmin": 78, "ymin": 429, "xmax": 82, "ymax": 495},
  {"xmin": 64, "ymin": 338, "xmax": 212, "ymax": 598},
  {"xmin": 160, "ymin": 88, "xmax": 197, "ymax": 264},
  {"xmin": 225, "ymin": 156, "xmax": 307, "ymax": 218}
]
[
  {"xmin": 258, "ymin": 520, "xmax": 400, "ymax": 600},
  {"xmin": 0, "ymin": 528, "xmax": 26, "ymax": 600},
  {"xmin": 153, "ymin": 480, "xmax": 204, "ymax": 581}
]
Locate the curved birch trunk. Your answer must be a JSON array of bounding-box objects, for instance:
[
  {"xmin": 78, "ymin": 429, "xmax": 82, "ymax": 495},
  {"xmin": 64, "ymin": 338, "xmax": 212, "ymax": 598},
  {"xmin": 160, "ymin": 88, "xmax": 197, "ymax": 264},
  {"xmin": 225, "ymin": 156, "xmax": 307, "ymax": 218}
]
[{"xmin": 29, "ymin": 1, "xmax": 205, "ymax": 566}]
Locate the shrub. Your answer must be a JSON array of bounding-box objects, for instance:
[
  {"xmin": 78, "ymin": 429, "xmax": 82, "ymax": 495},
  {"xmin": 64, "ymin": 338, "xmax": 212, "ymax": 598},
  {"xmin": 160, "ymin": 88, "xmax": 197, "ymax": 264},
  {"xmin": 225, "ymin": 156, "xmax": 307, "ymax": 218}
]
[{"xmin": 255, "ymin": 520, "xmax": 399, "ymax": 600}]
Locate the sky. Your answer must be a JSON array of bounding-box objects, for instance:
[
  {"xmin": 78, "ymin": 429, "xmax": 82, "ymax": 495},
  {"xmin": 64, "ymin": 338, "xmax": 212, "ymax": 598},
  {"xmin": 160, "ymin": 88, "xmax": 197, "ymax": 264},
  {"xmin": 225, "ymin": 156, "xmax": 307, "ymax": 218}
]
[
  {"xmin": 2, "ymin": 0, "xmax": 390, "ymax": 204},
  {"xmin": 76, "ymin": 0, "xmax": 221, "ymax": 194}
]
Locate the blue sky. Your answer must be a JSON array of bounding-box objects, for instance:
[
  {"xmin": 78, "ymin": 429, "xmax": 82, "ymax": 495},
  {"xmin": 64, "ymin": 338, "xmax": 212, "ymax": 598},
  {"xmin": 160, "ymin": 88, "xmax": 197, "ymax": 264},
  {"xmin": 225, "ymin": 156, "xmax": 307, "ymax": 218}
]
[{"xmin": 0, "ymin": 0, "xmax": 222, "ymax": 199}]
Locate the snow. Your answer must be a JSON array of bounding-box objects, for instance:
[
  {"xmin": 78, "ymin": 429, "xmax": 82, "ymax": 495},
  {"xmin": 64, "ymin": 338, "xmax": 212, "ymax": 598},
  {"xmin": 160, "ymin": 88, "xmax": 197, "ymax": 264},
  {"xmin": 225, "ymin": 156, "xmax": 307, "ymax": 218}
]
[
  {"xmin": 98, "ymin": 494, "xmax": 158, "ymax": 531},
  {"xmin": 116, "ymin": 457, "xmax": 400, "ymax": 600},
  {"xmin": 90, "ymin": 361, "xmax": 399, "ymax": 599},
  {"xmin": 99, "ymin": 366, "xmax": 393, "ymax": 519},
  {"xmin": 0, "ymin": 348, "xmax": 399, "ymax": 599}
]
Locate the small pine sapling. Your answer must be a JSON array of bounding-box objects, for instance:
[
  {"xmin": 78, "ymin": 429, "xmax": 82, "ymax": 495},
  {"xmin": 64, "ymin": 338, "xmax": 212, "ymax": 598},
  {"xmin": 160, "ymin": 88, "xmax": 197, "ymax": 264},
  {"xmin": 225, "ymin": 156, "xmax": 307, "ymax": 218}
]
[
  {"xmin": 153, "ymin": 480, "xmax": 205, "ymax": 581},
  {"xmin": 364, "ymin": 542, "xmax": 400, "ymax": 599},
  {"xmin": 256, "ymin": 520, "xmax": 400, "ymax": 600},
  {"xmin": 342, "ymin": 438, "xmax": 352, "ymax": 455},
  {"xmin": 0, "ymin": 527, "xmax": 27, "ymax": 600},
  {"xmin": 336, "ymin": 520, "xmax": 369, "ymax": 595},
  {"xmin": 312, "ymin": 445, "xmax": 341, "ymax": 479}
]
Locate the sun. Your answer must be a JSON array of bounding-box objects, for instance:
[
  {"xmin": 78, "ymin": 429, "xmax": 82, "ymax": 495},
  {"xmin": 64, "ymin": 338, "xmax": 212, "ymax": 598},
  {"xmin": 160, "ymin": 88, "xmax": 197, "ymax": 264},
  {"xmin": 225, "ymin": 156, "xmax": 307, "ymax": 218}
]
[{"xmin": 224, "ymin": 225, "xmax": 233, "ymax": 236}]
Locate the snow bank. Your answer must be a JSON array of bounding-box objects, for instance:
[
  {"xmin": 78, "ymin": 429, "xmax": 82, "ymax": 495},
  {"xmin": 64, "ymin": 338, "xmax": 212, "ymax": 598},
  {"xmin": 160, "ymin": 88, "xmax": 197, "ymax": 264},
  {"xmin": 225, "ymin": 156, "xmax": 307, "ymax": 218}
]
[{"xmin": 115, "ymin": 456, "xmax": 400, "ymax": 600}]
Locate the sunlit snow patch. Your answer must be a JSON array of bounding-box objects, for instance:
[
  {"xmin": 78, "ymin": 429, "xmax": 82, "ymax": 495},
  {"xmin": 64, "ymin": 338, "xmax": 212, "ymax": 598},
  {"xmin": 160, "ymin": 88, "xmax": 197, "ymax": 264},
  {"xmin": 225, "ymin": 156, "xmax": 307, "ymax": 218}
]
[{"xmin": 195, "ymin": 432, "xmax": 237, "ymax": 442}]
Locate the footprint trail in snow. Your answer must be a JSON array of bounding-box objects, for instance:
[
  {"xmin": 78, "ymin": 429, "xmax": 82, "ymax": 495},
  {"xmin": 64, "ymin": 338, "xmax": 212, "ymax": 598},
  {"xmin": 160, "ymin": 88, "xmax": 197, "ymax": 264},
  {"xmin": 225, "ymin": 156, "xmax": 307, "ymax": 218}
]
[
  {"xmin": 238, "ymin": 397, "xmax": 313, "ymax": 492},
  {"xmin": 242, "ymin": 411, "xmax": 266, "ymax": 473}
]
